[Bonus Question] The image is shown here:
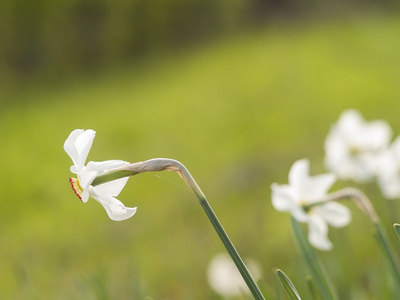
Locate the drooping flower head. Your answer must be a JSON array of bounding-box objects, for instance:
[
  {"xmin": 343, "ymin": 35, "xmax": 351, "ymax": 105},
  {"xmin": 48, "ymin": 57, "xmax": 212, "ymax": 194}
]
[
  {"xmin": 324, "ymin": 109, "xmax": 392, "ymax": 182},
  {"xmin": 271, "ymin": 159, "xmax": 351, "ymax": 250},
  {"xmin": 64, "ymin": 129, "xmax": 136, "ymax": 221}
]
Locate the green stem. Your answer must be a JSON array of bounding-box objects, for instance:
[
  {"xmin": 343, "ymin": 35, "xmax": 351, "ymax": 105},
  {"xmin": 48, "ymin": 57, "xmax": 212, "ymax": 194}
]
[
  {"xmin": 92, "ymin": 170, "xmax": 136, "ymax": 186},
  {"xmin": 198, "ymin": 196, "xmax": 265, "ymax": 300},
  {"xmin": 374, "ymin": 220, "xmax": 400, "ymax": 285},
  {"xmin": 101, "ymin": 158, "xmax": 265, "ymax": 299},
  {"xmin": 322, "ymin": 188, "xmax": 400, "ymax": 292}
]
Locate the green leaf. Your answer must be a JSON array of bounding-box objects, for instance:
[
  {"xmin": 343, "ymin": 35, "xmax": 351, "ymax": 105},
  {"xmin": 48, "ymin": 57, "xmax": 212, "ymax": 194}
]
[
  {"xmin": 394, "ymin": 223, "xmax": 400, "ymax": 239},
  {"xmin": 290, "ymin": 217, "xmax": 337, "ymax": 300},
  {"xmin": 306, "ymin": 275, "xmax": 320, "ymax": 300},
  {"xmin": 274, "ymin": 270, "xmax": 282, "ymax": 300},
  {"xmin": 276, "ymin": 269, "xmax": 301, "ymax": 300},
  {"xmin": 374, "ymin": 221, "xmax": 400, "ymax": 285}
]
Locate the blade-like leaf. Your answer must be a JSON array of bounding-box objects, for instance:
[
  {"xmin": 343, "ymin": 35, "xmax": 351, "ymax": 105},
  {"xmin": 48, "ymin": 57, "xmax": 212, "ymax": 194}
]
[
  {"xmin": 276, "ymin": 269, "xmax": 301, "ymax": 300},
  {"xmin": 374, "ymin": 221, "xmax": 400, "ymax": 285},
  {"xmin": 394, "ymin": 223, "xmax": 400, "ymax": 239},
  {"xmin": 306, "ymin": 275, "xmax": 319, "ymax": 300},
  {"xmin": 290, "ymin": 217, "xmax": 337, "ymax": 300}
]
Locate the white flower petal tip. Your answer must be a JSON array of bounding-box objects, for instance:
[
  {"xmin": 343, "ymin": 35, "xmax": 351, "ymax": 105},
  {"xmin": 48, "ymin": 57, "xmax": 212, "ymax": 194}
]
[
  {"xmin": 64, "ymin": 129, "xmax": 96, "ymax": 171},
  {"xmin": 308, "ymin": 214, "xmax": 334, "ymax": 251},
  {"xmin": 106, "ymin": 206, "xmax": 137, "ymax": 222},
  {"xmin": 310, "ymin": 236, "xmax": 333, "ymax": 251}
]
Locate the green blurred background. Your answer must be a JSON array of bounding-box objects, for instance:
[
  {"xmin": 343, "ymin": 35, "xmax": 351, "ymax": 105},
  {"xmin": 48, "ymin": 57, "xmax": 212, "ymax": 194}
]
[{"xmin": 1, "ymin": 0, "xmax": 400, "ymax": 299}]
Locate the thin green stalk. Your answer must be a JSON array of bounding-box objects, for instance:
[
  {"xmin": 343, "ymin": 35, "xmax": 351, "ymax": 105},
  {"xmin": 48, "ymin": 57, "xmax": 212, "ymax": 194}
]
[
  {"xmin": 374, "ymin": 220, "xmax": 400, "ymax": 285},
  {"xmin": 394, "ymin": 224, "xmax": 400, "ymax": 239},
  {"xmin": 104, "ymin": 158, "xmax": 265, "ymax": 299},
  {"xmin": 198, "ymin": 196, "xmax": 265, "ymax": 300},
  {"xmin": 92, "ymin": 170, "xmax": 135, "ymax": 186},
  {"xmin": 386, "ymin": 200, "xmax": 400, "ymax": 250},
  {"xmin": 322, "ymin": 188, "xmax": 400, "ymax": 293},
  {"xmin": 305, "ymin": 275, "xmax": 319, "ymax": 300}
]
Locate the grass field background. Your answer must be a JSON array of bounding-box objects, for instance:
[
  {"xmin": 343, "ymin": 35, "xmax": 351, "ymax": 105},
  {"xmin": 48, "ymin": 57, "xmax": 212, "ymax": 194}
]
[{"xmin": 1, "ymin": 11, "xmax": 400, "ymax": 299}]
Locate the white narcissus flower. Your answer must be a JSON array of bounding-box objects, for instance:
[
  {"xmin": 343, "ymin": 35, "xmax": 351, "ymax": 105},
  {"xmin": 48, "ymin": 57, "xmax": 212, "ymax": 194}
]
[
  {"xmin": 271, "ymin": 159, "xmax": 351, "ymax": 251},
  {"xmin": 324, "ymin": 109, "xmax": 392, "ymax": 182},
  {"xmin": 376, "ymin": 136, "xmax": 400, "ymax": 199},
  {"xmin": 207, "ymin": 253, "xmax": 262, "ymax": 298},
  {"xmin": 64, "ymin": 129, "xmax": 137, "ymax": 221}
]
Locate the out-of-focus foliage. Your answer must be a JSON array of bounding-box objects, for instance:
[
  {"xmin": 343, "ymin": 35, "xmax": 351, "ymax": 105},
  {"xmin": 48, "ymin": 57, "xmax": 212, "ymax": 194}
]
[
  {"xmin": 0, "ymin": 0, "xmax": 246, "ymax": 85},
  {"xmin": 0, "ymin": 0, "xmax": 399, "ymax": 88}
]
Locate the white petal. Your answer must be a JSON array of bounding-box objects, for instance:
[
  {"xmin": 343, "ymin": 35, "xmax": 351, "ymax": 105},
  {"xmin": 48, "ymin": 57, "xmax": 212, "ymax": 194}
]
[
  {"xmin": 86, "ymin": 160, "xmax": 130, "ymax": 196},
  {"xmin": 78, "ymin": 171, "xmax": 98, "ymax": 190},
  {"xmin": 391, "ymin": 136, "xmax": 400, "ymax": 160},
  {"xmin": 313, "ymin": 202, "xmax": 351, "ymax": 227},
  {"xmin": 288, "ymin": 159, "xmax": 335, "ymax": 202},
  {"xmin": 361, "ymin": 120, "xmax": 392, "ymax": 150},
  {"xmin": 305, "ymin": 173, "xmax": 336, "ymax": 202},
  {"xmin": 90, "ymin": 187, "xmax": 137, "ymax": 221},
  {"xmin": 288, "ymin": 159, "xmax": 309, "ymax": 191},
  {"xmin": 337, "ymin": 109, "xmax": 364, "ymax": 137},
  {"xmin": 64, "ymin": 129, "xmax": 84, "ymax": 168},
  {"xmin": 78, "ymin": 171, "xmax": 98, "ymax": 202},
  {"xmin": 81, "ymin": 189, "xmax": 90, "ymax": 203},
  {"xmin": 70, "ymin": 165, "xmax": 79, "ymax": 174},
  {"xmin": 86, "ymin": 160, "xmax": 129, "ymax": 175},
  {"xmin": 291, "ymin": 206, "xmax": 309, "ymax": 223},
  {"xmin": 74, "ymin": 129, "xmax": 96, "ymax": 169},
  {"xmin": 324, "ymin": 132, "xmax": 348, "ymax": 161},
  {"xmin": 377, "ymin": 174, "xmax": 400, "ymax": 199},
  {"xmin": 63, "ymin": 129, "xmax": 95, "ymax": 170},
  {"xmin": 307, "ymin": 214, "xmax": 332, "ymax": 251},
  {"xmin": 271, "ymin": 183, "xmax": 298, "ymax": 211},
  {"xmin": 95, "ymin": 177, "xmax": 129, "ymax": 197}
]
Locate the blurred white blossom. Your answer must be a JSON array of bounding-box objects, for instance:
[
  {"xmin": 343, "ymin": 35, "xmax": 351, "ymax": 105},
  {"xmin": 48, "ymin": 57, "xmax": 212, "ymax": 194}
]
[
  {"xmin": 207, "ymin": 253, "xmax": 262, "ymax": 298},
  {"xmin": 376, "ymin": 136, "xmax": 400, "ymax": 199},
  {"xmin": 271, "ymin": 159, "xmax": 351, "ymax": 251},
  {"xmin": 64, "ymin": 129, "xmax": 137, "ymax": 221},
  {"xmin": 324, "ymin": 109, "xmax": 392, "ymax": 182}
]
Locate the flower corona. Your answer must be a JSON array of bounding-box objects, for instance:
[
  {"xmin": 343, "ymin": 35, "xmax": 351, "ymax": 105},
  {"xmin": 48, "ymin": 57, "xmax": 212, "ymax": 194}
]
[{"xmin": 69, "ymin": 177, "xmax": 83, "ymax": 201}]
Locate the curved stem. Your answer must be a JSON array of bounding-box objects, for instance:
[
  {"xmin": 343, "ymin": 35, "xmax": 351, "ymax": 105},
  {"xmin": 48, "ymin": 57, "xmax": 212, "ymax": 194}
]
[
  {"xmin": 107, "ymin": 158, "xmax": 265, "ymax": 299},
  {"xmin": 92, "ymin": 170, "xmax": 136, "ymax": 186},
  {"xmin": 322, "ymin": 188, "xmax": 378, "ymax": 222},
  {"xmin": 316, "ymin": 188, "xmax": 400, "ymax": 286},
  {"xmin": 304, "ymin": 188, "xmax": 378, "ymax": 222}
]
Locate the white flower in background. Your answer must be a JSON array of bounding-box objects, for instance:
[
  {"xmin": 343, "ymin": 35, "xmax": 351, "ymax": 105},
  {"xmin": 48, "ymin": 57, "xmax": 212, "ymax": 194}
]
[
  {"xmin": 324, "ymin": 109, "xmax": 392, "ymax": 182},
  {"xmin": 271, "ymin": 159, "xmax": 351, "ymax": 251},
  {"xmin": 207, "ymin": 253, "xmax": 262, "ymax": 298},
  {"xmin": 64, "ymin": 129, "xmax": 137, "ymax": 221},
  {"xmin": 376, "ymin": 136, "xmax": 400, "ymax": 199}
]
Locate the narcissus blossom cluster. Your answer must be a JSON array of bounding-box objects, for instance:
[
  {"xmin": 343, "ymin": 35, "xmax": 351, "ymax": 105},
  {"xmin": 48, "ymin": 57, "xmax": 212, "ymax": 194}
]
[
  {"xmin": 271, "ymin": 109, "xmax": 400, "ymax": 252},
  {"xmin": 324, "ymin": 109, "xmax": 400, "ymax": 199}
]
